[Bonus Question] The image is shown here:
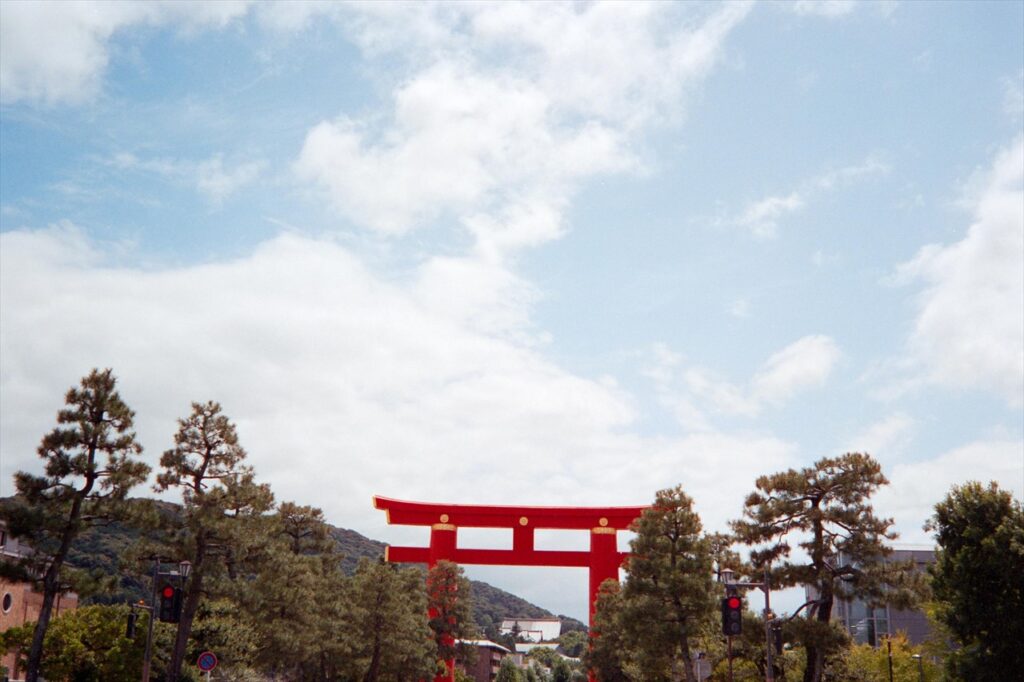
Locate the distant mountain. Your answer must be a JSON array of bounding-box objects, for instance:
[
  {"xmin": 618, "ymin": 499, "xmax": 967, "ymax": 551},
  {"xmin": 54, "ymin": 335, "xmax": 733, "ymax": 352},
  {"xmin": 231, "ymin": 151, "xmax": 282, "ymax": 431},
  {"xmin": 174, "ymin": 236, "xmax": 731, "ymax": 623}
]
[{"xmin": 20, "ymin": 498, "xmax": 586, "ymax": 635}]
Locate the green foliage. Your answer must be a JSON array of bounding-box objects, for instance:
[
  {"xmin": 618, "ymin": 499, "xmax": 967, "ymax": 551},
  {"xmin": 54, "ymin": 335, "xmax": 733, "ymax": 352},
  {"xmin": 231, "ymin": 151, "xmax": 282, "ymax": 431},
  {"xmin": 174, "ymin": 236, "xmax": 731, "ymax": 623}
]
[
  {"xmin": 627, "ymin": 485, "xmax": 716, "ymax": 680},
  {"xmin": 241, "ymin": 502, "xmax": 345, "ymax": 679},
  {"xmin": 338, "ymin": 558, "xmax": 437, "ymax": 681},
  {"xmin": 153, "ymin": 400, "xmax": 275, "ymax": 681},
  {"xmin": 585, "ymin": 582, "xmax": 631, "ymax": 682},
  {"xmin": 497, "ymin": 656, "xmax": 525, "ymax": 682},
  {"xmin": 927, "ymin": 480, "xmax": 1024, "ymax": 680},
  {"xmin": 528, "ymin": 645, "xmax": 562, "ymax": 670},
  {"xmin": 557, "ymin": 629, "xmax": 587, "ymax": 657},
  {"xmin": 186, "ymin": 598, "xmax": 261, "ymax": 678},
  {"xmin": 587, "ymin": 486, "xmax": 716, "ymax": 682},
  {"xmin": 731, "ymin": 453, "xmax": 923, "ymax": 682},
  {"xmin": 428, "ymin": 560, "xmax": 478, "ymax": 662},
  {"xmin": 37, "ymin": 604, "xmax": 145, "ymax": 682},
  {"xmin": 834, "ymin": 634, "xmax": 941, "ymax": 682},
  {"xmin": 551, "ymin": 657, "xmax": 573, "ymax": 682}
]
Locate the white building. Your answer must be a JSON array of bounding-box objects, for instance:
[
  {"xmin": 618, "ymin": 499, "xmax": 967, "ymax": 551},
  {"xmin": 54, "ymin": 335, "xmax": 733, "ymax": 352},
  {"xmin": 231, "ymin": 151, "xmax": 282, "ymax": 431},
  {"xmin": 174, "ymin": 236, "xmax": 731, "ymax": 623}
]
[{"xmin": 499, "ymin": 617, "xmax": 562, "ymax": 643}]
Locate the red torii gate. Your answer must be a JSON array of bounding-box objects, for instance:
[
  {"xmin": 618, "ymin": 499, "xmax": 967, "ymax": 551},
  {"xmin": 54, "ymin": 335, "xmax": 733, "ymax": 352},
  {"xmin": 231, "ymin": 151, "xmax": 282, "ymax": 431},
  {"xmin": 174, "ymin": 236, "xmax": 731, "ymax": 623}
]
[{"xmin": 373, "ymin": 496, "xmax": 648, "ymax": 681}]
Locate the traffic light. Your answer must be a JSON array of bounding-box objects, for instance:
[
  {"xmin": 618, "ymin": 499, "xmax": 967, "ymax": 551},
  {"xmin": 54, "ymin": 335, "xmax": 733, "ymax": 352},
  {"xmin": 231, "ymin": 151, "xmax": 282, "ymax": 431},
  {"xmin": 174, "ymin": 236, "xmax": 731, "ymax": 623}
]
[
  {"xmin": 126, "ymin": 611, "xmax": 137, "ymax": 638},
  {"xmin": 721, "ymin": 593, "xmax": 743, "ymax": 636},
  {"xmin": 158, "ymin": 583, "xmax": 183, "ymax": 623},
  {"xmin": 771, "ymin": 620, "xmax": 784, "ymax": 655}
]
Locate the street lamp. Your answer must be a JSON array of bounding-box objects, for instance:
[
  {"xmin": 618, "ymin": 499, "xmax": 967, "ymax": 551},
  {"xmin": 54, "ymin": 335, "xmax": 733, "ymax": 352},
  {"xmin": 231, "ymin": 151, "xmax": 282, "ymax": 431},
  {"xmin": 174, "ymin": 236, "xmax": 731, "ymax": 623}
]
[{"xmin": 911, "ymin": 654, "xmax": 924, "ymax": 682}]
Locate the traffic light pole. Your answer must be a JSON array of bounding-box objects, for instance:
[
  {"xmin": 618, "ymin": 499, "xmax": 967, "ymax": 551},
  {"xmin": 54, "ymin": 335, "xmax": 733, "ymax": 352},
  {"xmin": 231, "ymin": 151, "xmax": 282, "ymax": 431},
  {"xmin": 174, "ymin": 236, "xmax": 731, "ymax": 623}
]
[{"xmin": 721, "ymin": 564, "xmax": 775, "ymax": 682}]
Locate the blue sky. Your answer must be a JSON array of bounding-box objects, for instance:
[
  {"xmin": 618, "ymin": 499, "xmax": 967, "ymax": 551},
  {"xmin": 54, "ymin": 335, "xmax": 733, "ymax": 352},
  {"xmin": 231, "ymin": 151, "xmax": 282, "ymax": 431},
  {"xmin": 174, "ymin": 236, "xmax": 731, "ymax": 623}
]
[{"xmin": 2, "ymin": 0, "xmax": 1022, "ymax": 620}]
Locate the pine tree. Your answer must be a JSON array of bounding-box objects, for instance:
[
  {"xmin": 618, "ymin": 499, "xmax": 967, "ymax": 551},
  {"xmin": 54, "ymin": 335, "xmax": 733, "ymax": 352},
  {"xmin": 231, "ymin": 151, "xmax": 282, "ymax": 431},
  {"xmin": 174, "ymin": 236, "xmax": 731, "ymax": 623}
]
[
  {"xmin": 496, "ymin": 656, "xmax": 523, "ymax": 682},
  {"xmin": 619, "ymin": 485, "xmax": 715, "ymax": 682},
  {"xmin": 585, "ymin": 582, "xmax": 631, "ymax": 682},
  {"xmin": 586, "ymin": 486, "xmax": 714, "ymax": 681},
  {"xmin": 340, "ymin": 558, "xmax": 437, "ymax": 681},
  {"xmin": 1, "ymin": 369, "xmax": 148, "ymax": 682},
  {"xmin": 247, "ymin": 502, "xmax": 346, "ymax": 680},
  {"xmin": 428, "ymin": 560, "xmax": 479, "ymax": 679},
  {"xmin": 731, "ymin": 453, "xmax": 922, "ymax": 682},
  {"xmin": 153, "ymin": 401, "xmax": 274, "ymax": 682}
]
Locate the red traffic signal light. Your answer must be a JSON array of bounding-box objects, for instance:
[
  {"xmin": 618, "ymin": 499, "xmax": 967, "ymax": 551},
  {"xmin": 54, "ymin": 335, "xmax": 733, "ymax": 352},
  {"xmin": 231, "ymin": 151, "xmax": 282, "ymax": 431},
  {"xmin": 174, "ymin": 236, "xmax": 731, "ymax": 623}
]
[
  {"xmin": 158, "ymin": 583, "xmax": 183, "ymax": 623},
  {"xmin": 721, "ymin": 593, "xmax": 743, "ymax": 636}
]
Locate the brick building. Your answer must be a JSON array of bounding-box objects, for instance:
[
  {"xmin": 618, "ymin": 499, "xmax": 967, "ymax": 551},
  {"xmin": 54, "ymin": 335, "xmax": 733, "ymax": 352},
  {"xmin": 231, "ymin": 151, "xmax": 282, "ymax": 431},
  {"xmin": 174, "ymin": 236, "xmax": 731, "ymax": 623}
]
[
  {"xmin": 458, "ymin": 640, "xmax": 513, "ymax": 682},
  {"xmin": 1, "ymin": 525, "xmax": 79, "ymax": 680}
]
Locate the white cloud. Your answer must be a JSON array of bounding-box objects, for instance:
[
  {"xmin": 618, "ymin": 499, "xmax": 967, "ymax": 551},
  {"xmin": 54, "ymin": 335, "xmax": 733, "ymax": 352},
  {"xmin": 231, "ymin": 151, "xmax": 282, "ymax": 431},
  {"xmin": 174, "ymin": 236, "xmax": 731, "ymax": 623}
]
[
  {"xmin": 647, "ymin": 335, "xmax": 842, "ymax": 425},
  {"xmin": 789, "ymin": 1, "xmax": 858, "ymax": 18},
  {"xmin": 894, "ymin": 137, "xmax": 1024, "ymax": 406},
  {"xmin": 731, "ymin": 158, "xmax": 889, "ymax": 238},
  {"xmin": 1004, "ymin": 71, "xmax": 1024, "ymax": 120},
  {"xmin": 295, "ymin": 2, "xmax": 752, "ymax": 256},
  {"xmin": 109, "ymin": 152, "xmax": 265, "ymax": 205},
  {"xmin": 196, "ymin": 155, "xmax": 267, "ymax": 206},
  {"xmin": 844, "ymin": 413, "xmax": 916, "ymax": 458},
  {"xmin": 736, "ymin": 193, "xmax": 804, "ymax": 239},
  {"xmin": 751, "ymin": 335, "xmax": 843, "ymax": 406},
  {"xmin": 876, "ymin": 439, "xmax": 1024, "ymax": 545},
  {"xmin": 0, "ymin": 1, "xmax": 251, "ymax": 105},
  {"xmin": 729, "ymin": 297, "xmax": 752, "ymax": 318},
  {"xmin": 0, "ymin": 225, "xmax": 801, "ymax": 619}
]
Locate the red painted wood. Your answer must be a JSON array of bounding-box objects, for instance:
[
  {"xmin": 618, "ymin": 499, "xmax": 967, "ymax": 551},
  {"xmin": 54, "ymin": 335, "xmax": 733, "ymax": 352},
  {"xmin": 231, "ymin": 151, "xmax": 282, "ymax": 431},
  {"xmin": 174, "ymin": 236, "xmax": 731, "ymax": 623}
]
[
  {"xmin": 374, "ymin": 495, "xmax": 645, "ymax": 530},
  {"xmin": 387, "ymin": 545, "xmax": 630, "ymax": 568}
]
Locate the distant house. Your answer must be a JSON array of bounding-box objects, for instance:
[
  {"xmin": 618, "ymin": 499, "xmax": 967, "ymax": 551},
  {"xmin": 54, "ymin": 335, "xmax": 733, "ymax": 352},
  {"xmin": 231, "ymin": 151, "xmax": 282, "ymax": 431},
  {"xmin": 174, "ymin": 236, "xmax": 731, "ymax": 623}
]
[
  {"xmin": 499, "ymin": 617, "xmax": 562, "ymax": 643},
  {"xmin": 459, "ymin": 639, "xmax": 513, "ymax": 682},
  {"xmin": 1, "ymin": 524, "xmax": 80, "ymax": 680},
  {"xmin": 805, "ymin": 547, "xmax": 936, "ymax": 647}
]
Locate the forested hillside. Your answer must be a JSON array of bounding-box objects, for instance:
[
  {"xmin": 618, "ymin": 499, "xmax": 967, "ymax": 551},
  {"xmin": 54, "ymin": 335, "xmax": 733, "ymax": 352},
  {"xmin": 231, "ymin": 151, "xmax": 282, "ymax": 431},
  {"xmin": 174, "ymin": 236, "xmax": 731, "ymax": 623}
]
[{"xmin": 18, "ymin": 497, "xmax": 586, "ymax": 636}]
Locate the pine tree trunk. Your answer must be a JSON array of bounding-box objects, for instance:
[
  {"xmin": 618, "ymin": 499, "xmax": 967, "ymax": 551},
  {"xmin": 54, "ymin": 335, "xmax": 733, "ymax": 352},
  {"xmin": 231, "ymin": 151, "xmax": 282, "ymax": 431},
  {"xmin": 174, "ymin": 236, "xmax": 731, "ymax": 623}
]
[
  {"xmin": 25, "ymin": 491, "xmax": 87, "ymax": 682},
  {"xmin": 679, "ymin": 632, "xmax": 697, "ymax": 682},
  {"xmin": 363, "ymin": 637, "xmax": 382, "ymax": 682},
  {"xmin": 802, "ymin": 594, "xmax": 833, "ymax": 682},
  {"xmin": 23, "ymin": 578, "xmax": 56, "ymax": 682}
]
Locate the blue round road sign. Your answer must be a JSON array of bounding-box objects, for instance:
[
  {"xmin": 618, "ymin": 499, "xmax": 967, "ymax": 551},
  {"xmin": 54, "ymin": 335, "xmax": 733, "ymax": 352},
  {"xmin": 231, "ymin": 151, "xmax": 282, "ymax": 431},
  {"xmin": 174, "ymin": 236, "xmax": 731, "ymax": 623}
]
[{"xmin": 197, "ymin": 651, "xmax": 218, "ymax": 672}]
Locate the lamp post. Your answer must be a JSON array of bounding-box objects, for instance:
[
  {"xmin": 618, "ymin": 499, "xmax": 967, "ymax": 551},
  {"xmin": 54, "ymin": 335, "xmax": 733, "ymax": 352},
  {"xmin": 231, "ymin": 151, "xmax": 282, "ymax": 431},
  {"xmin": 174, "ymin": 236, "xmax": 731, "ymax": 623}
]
[
  {"xmin": 911, "ymin": 654, "xmax": 924, "ymax": 682},
  {"xmin": 140, "ymin": 558, "xmax": 191, "ymax": 682}
]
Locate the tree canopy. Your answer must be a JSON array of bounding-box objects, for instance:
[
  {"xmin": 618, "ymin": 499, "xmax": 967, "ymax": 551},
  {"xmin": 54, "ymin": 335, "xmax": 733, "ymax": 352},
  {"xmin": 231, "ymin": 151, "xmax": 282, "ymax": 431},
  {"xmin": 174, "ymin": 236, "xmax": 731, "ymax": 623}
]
[
  {"xmin": 153, "ymin": 400, "xmax": 275, "ymax": 681},
  {"xmin": 731, "ymin": 452, "xmax": 923, "ymax": 682},
  {"xmin": 927, "ymin": 480, "xmax": 1024, "ymax": 681},
  {"xmin": 1, "ymin": 369, "xmax": 149, "ymax": 682},
  {"xmin": 587, "ymin": 485, "xmax": 716, "ymax": 682}
]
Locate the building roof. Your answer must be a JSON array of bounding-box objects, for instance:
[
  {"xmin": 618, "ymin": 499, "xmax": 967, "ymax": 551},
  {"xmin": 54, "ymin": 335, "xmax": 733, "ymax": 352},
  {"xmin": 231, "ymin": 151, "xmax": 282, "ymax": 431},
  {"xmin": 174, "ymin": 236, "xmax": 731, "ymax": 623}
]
[{"xmin": 458, "ymin": 639, "xmax": 512, "ymax": 654}]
